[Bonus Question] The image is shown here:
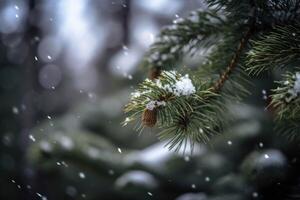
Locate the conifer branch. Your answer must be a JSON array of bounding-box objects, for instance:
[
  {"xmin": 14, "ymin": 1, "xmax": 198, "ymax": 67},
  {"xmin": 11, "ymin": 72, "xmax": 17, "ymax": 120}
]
[
  {"xmin": 123, "ymin": 0, "xmax": 300, "ymax": 151},
  {"xmin": 270, "ymin": 70, "xmax": 300, "ymax": 139},
  {"xmin": 246, "ymin": 24, "xmax": 300, "ymax": 75},
  {"xmin": 143, "ymin": 9, "xmax": 226, "ymax": 72},
  {"xmin": 124, "ymin": 5, "xmax": 257, "ymax": 152}
]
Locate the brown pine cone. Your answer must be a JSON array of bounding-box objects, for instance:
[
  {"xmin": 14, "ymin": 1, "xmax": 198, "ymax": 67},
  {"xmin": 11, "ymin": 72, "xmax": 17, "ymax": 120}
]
[
  {"xmin": 142, "ymin": 109, "xmax": 157, "ymax": 127},
  {"xmin": 149, "ymin": 67, "xmax": 161, "ymax": 80}
]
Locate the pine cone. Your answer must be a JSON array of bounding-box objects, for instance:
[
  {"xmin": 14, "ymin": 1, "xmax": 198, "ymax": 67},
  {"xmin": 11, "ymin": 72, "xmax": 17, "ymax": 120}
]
[
  {"xmin": 142, "ymin": 109, "xmax": 157, "ymax": 127},
  {"xmin": 149, "ymin": 67, "xmax": 161, "ymax": 80}
]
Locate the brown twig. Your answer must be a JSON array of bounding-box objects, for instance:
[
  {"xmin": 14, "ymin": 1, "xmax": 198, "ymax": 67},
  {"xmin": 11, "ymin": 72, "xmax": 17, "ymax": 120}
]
[{"xmin": 212, "ymin": 25, "xmax": 255, "ymax": 92}]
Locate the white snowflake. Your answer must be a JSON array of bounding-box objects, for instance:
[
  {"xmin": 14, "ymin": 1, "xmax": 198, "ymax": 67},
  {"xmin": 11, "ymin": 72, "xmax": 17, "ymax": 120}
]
[
  {"xmin": 79, "ymin": 172, "xmax": 85, "ymax": 179},
  {"xmin": 117, "ymin": 147, "xmax": 122, "ymax": 153},
  {"xmin": 29, "ymin": 134, "xmax": 36, "ymax": 142}
]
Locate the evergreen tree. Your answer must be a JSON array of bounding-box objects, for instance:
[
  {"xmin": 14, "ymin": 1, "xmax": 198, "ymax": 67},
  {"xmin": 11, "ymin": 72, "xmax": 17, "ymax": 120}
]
[{"xmin": 123, "ymin": 0, "xmax": 300, "ymax": 152}]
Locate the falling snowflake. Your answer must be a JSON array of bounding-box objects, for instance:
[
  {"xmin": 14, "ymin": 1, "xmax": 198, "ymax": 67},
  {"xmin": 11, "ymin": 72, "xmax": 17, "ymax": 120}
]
[
  {"xmin": 184, "ymin": 156, "xmax": 190, "ymax": 162},
  {"xmin": 117, "ymin": 147, "xmax": 122, "ymax": 153},
  {"xmin": 29, "ymin": 134, "xmax": 36, "ymax": 142},
  {"xmin": 108, "ymin": 169, "xmax": 115, "ymax": 175},
  {"xmin": 78, "ymin": 172, "xmax": 85, "ymax": 179},
  {"xmin": 12, "ymin": 107, "xmax": 19, "ymax": 114},
  {"xmin": 205, "ymin": 177, "xmax": 210, "ymax": 182},
  {"xmin": 252, "ymin": 192, "xmax": 259, "ymax": 198},
  {"xmin": 264, "ymin": 154, "xmax": 269, "ymax": 159}
]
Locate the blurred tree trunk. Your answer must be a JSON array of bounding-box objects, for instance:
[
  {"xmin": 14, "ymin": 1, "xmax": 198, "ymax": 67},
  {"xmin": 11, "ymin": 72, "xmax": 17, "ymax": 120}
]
[
  {"xmin": 19, "ymin": 0, "xmax": 40, "ymax": 199},
  {"xmin": 96, "ymin": 0, "xmax": 131, "ymax": 94}
]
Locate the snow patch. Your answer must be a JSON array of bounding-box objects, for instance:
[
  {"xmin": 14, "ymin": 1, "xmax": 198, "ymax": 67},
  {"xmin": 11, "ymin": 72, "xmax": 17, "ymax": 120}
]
[
  {"xmin": 173, "ymin": 74, "xmax": 196, "ymax": 96},
  {"xmin": 293, "ymin": 72, "xmax": 300, "ymax": 93},
  {"xmin": 286, "ymin": 72, "xmax": 300, "ymax": 102},
  {"xmin": 156, "ymin": 71, "xmax": 196, "ymax": 97},
  {"xmin": 146, "ymin": 100, "xmax": 166, "ymax": 110}
]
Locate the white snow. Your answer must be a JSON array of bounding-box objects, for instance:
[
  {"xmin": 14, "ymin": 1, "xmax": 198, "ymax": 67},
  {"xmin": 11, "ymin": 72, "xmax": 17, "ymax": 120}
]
[
  {"xmin": 156, "ymin": 71, "xmax": 196, "ymax": 96},
  {"xmin": 146, "ymin": 100, "xmax": 166, "ymax": 110},
  {"xmin": 123, "ymin": 117, "xmax": 131, "ymax": 126},
  {"xmin": 293, "ymin": 72, "xmax": 300, "ymax": 93},
  {"xmin": 131, "ymin": 90, "xmax": 152, "ymax": 99},
  {"xmin": 285, "ymin": 72, "xmax": 300, "ymax": 102},
  {"xmin": 146, "ymin": 101, "xmax": 156, "ymax": 110},
  {"xmin": 131, "ymin": 92, "xmax": 140, "ymax": 98},
  {"xmin": 131, "ymin": 70, "xmax": 196, "ymax": 111},
  {"xmin": 172, "ymin": 75, "xmax": 196, "ymax": 96}
]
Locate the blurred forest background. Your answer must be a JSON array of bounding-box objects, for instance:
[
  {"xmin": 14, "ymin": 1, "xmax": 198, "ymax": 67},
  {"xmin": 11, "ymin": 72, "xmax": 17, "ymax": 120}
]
[{"xmin": 1, "ymin": 0, "xmax": 300, "ymax": 200}]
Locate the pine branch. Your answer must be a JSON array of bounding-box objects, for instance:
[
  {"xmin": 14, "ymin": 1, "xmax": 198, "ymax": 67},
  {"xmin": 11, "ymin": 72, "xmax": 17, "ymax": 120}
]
[
  {"xmin": 270, "ymin": 71, "xmax": 300, "ymax": 119},
  {"xmin": 275, "ymin": 117, "xmax": 300, "ymax": 141},
  {"xmin": 246, "ymin": 24, "xmax": 300, "ymax": 75},
  {"xmin": 123, "ymin": 4, "xmax": 257, "ymax": 152},
  {"xmin": 143, "ymin": 9, "xmax": 225, "ymax": 72},
  {"xmin": 256, "ymin": 0, "xmax": 300, "ymax": 25},
  {"xmin": 123, "ymin": 71, "xmax": 223, "ymax": 152},
  {"xmin": 270, "ymin": 71, "xmax": 300, "ymax": 140},
  {"xmin": 207, "ymin": 0, "xmax": 254, "ymax": 13},
  {"xmin": 124, "ymin": 64, "xmax": 251, "ymax": 152}
]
